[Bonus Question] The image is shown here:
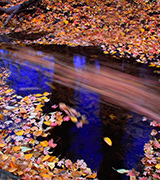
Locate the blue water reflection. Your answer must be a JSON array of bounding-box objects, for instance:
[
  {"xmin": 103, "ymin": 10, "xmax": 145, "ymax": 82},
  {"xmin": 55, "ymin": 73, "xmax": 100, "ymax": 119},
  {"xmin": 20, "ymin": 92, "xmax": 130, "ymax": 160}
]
[
  {"xmin": 0, "ymin": 49, "xmax": 54, "ymax": 96},
  {"xmin": 0, "ymin": 49, "xmax": 155, "ymax": 179},
  {"xmin": 67, "ymin": 55, "xmax": 103, "ymax": 171}
]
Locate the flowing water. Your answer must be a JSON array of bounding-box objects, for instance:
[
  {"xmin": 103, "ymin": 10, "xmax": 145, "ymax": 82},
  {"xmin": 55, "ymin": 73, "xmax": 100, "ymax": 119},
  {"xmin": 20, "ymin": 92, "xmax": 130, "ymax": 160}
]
[{"xmin": 0, "ymin": 45, "xmax": 160, "ymax": 180}]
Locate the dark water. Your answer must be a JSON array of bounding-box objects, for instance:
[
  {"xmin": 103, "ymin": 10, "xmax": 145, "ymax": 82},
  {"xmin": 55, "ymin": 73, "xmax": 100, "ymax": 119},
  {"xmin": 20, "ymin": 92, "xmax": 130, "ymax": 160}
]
[{"xmin": 0, "ymin": 45, "xmax": 159, "ymax": 180}]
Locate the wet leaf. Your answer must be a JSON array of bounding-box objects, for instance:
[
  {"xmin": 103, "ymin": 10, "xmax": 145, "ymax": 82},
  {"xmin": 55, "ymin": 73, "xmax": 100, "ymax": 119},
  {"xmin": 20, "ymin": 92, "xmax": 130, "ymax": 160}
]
[
  {"xmin": 104, "ymin": 137, "xmax": 112, "ymax": 146},
  {"xmin": 21, "ymin": 146, "xmax": 32, "ymax": 152},
  {"xmin": 42, "ymin": 155, "xmax": 50, "ymax": 161},
  {"xmin": 48, "ymin": 162, "xmax": 55, "ymax": 170},
  {"xmin": 25, "ymin": 154, "xmax": 33, "ymax": 159},
  {"xmin": 70, "ymin": 116, "xmax": 78, "ymax": 123},
  {"xmin": 155, "ymin": 164, "xmax": 160, "ymax": 169},
  {"xmin": 0, "ymin": 143, "xmax": 7, "ymax": 147},
  {"xmin": 15, "ymin": 130, "xmax": 24, "ymax": 136},
  {"xmin": 12, "ymin": 146, "xmax": 21, "ymax": 152},
  {"xmin": 113, "ymin": 168, "xmax": 129, "ymax": 174},
  {"xmin": 40, "ymin": 141, "xmax": 48, "ymax": 147}
]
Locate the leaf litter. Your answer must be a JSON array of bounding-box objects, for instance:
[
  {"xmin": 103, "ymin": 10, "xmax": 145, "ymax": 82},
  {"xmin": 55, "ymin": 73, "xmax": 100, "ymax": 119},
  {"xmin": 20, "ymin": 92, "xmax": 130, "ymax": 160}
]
[{"xmin": 0, "ymin": 68, "xmax": 98, "ymax": 179}]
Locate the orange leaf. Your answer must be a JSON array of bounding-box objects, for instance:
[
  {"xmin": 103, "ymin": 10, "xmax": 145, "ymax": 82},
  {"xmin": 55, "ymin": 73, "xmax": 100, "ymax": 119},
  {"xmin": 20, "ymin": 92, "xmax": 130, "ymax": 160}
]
[
  {"xmin": 86, "ymin": 173, "xmax": 97, "ymax": 178},
  {"xmin": 25, "ymin": 154, "xmax": 33, "ymax": 159},
  {"xmin": 12, "ymin": 146, "xmax": 21, "ymax": 152},
  {"xmin": 10, "ymin": 161, "xmax": 18, "ymax": 168}
]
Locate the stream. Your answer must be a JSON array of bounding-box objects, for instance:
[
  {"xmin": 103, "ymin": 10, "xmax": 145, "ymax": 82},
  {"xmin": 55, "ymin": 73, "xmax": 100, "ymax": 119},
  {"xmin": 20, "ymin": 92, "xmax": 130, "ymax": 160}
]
[{"xmin": 0, "ymin": 45, "xmax": 160, "ymax": 180}]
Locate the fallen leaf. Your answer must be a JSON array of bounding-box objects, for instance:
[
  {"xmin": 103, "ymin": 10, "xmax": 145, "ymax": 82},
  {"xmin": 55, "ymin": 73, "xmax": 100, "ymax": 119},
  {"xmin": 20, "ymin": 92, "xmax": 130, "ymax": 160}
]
[
  {"xmin": 70, "ymin": 116, "xmax": 78, "ymax": 123},
  {"xmin": 48, "ymin": 162, "xmax": 55, "ymax": 170},
  {"xmin": 104, "ymin": 137, "xmax": 112, "ymax": 146},
  {"xmin": 25, "ymin": 154, "xmax": 33, "ymax": 159},
  {"xmin": 40, "ymin": 141, "xmax": 48, "ymax": 147}
]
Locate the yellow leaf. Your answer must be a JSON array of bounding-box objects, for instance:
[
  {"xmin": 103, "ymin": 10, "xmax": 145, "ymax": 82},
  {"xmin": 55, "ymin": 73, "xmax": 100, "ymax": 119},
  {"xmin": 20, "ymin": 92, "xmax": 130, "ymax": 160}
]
[
  {"xmin": 70, "ymin": 117, "xmax": 78, "ymax": 123},
  {"xmin": 42, "ymin": 155, "xmax": 50, "ymax": 162},
  {"xmin": 48, "ymin": 162, "xmax": 55, "ymax": 170},
  {"xmin": 5, "ymin": 89, "xmax": 13, "ymax": 94},
  {"xmin": 2, "ymin": 154, "xmax": 9, "ymax": 161},
  {"xmin": 25, "ymin": 154, "xmax": 33, "ymax": 159},
  {"xmin": 29, "ymin": 139, "xmax": 35, "ymax": 144},
  {"xmin": 104, "ymin": 137, "xmax": 112, "ymax": 146},
  {"xmin": 40, "ymin": 141, "xmax": 48, "ymax": 147},
  {"xmin": 44, "ymin": 121, "xmax": 51, "ymax": 126},
  {"xmin": 43, "ymin": 92, "xmax": 50, "ymax": 96},
  {"xmin": 149, "ymin": 63, "xmax": 156, "ymax": 67},
  {"xmin": 0, "ymin": 143, "xmax": 6, "ymax": 147},
  {"xmin": 12, "ymin": 146, "xmax": 21, "ymax": 152},
  {"xmin": 155, "ymin": 164, "xmax": 160, "ymax": 169},
  {"xmin": 104, "ymin": 51, "xmax": 109, "ymax": 54},
  {"xmin": 35, "ymin": 94, "xmax": 43, "ymax": 97},
  {"xmin": 15, "ymin": 130, "xmax": 24, "ymax": 136},
  {"xmin": 63, "ymin": 20, "xmax": 69, "ymax": 25}
]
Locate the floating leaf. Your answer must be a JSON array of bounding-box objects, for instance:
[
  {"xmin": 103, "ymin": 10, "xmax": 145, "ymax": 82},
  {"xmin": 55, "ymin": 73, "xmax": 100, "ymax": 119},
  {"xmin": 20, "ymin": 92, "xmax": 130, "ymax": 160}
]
[
  {"xmin": 48, "ymin": 162, "xmax": 55, "ymax": 170},
  {"xmin": 86, "ymin": 173, "xmax": 97, "ymax": 178},
  {"xmin": 15, "ymin": 130, "xmax": 24, "ymax": 136},
  {"xmin": 8, "ymin": 168, "xmax": 18, "ymax": 173},
  {"xmin": 0, "ymin": 143, "xmax": 6, "ymax": 147},
  {"xmin": 25, "ymin": 154, "xmax": 33, "ymax": 159},
  {"xmin": 70, "ymin": 116, "xmax": 78, "ymax": 123},
  {"xmin": 44, "ymin": 121, "xmax": 51, "ymax": 126},
  {"xmin": 12, "ymin": 146, "xmax": 21, "ymax": 152},
  {"xmin": 2, "ymin": 154, "xmax": 9, "ymax": 161},
  {"xmin": 21, "ymin": 146, "xmax": 32, "ymax": 152},
  {"xmin": 155, "ymin": 164, "xmax": 160, "ymax": 169},
  {"xmin": 42, "ymin": 155, "xmax": 50, "ymax": 162},
  {"xmin": 40, "ymin": 141, "xmax": 48, "ymax": 147},
  {"xmin": 104, "ymin": 137, "xmax": 112, "ymax": 146},
  {"xmin": 113, "ymin": 168, "xmax": 129, "ymax": 174},
  {"xmin": 71, "ymin": 170, "xmax": 83, "ymax": 177},
  {"xmin": 35, "ymin": 94, "xmax": 43, "ymax": 97}
]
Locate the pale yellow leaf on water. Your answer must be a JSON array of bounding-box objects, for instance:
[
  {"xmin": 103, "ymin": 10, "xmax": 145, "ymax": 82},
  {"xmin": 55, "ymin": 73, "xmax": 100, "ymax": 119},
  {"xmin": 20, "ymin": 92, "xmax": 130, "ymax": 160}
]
[
  {"xmin": 104, "ymin": 137, "xmax": 112, "ymax": 146},
  {"xmin": 70, "ymin": 116, "xmax": 78, "ymax": 123},
  {"xmin": 48, "ymin": 162, "xmax": 55, "ymax": 170}
]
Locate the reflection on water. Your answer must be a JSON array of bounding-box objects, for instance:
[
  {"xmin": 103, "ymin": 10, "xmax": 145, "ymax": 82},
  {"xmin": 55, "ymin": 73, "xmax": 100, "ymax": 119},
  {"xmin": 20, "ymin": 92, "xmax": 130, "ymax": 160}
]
[
  {"xmin": 0, "ymin": 48, "xmax": 54, "ymax": 96},
  {"xmin": 0, "ymin": 46, "xmax": 159, "ymax": 179},
  {"xmin": 67, "ymin": 55, "xmax": 103, "ymax": 171}
]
